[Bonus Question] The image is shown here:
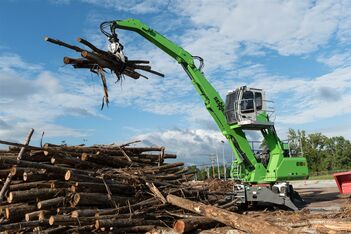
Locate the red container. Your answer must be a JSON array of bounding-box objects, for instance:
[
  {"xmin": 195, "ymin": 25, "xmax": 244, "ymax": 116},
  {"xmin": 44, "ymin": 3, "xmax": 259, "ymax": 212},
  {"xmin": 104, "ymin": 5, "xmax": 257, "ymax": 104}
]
[{"xmin": 333, "ymin": 171, "xmax": 351, "ymax": 195}]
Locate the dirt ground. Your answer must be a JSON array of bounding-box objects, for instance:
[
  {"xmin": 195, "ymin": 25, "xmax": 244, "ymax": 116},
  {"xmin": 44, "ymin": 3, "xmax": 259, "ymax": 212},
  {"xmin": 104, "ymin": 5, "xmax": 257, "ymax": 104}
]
[
  {"xmin": 292, "ymin": 179, "xmax": 349, "ymax": 212},
  {"xmin": 191, "ymin": 179, "xmax": 351, "ymax": 234}
]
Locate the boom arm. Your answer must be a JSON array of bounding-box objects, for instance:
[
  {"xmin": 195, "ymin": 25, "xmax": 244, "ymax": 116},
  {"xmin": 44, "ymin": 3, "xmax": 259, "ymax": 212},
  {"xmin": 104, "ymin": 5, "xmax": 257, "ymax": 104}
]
[{"xmin": 113, "ymin": 19, "xmax": 268, "ymax": 182}]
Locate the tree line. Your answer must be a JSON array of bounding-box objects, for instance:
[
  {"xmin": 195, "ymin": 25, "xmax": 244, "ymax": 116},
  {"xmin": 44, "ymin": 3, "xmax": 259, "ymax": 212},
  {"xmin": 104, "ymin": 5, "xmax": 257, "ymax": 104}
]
[
  {"xmin": 287, "ymin": 129, "xmax": 351, "ymax": 173},
  {"xmin": 188, "ymin": 129, "xmax": 351, "ymax": 180}
]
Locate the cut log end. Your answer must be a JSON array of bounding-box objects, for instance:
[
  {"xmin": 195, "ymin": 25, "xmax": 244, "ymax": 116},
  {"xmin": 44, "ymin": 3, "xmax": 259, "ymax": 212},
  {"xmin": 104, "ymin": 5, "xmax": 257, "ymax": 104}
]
[
  {"xmin": 10, "ymin": 167, "xmax": 17, "ymax": 176},
  {"xmin": 38, "ymin": 211, "xmax": 45, "ymax": 221},
  {"xmin": 49, "ymin": 215, "xmax": 55, "ymax": 225},
  {"xmin": 81, "ymin": 153, "xmax": 88, "ymax": 161},
  {"xmin": 95, "ymin": 220, "xmax": 100, "ymax": 229},
  {"xmin": 71, "ymin": 211, "xmax": 78, "ymax": 218},
  {"xmin": 25, "ymin": 213, "xmax": 30, "ymax": 222},
  {"xmin": 64, "ymin": 170, "xmax": 72, "ymax": 181},
  {"xmin": 173, "ymin": 220, "xmax": 185, "ymax": 233},
  {"xmin": 72, "ymin": 193, "xmax": 80, "ymax": 207},
  {"xmin": 63, "ymin": 57, "xmax": 70, "ymax": 64},
  {"xmin": 7, "ymin": 192, "xmax": 14, "ymax": 203},
  {"xmin": 5, "ymin": 208, "xmax": 10, "ymax": 219},
  {"xmin": 23, "ymin": 172, "xmax": 28, "ymax": 181},
  {"xmin": 81, "ymin": 51, "xmax": 89, "ymax": 58}
]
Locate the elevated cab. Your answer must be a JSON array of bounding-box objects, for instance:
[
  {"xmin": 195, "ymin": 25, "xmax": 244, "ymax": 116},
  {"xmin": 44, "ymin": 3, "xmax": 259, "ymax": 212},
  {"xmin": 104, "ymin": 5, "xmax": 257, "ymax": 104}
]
[{"xmin": 224, "ymin": 86, "xmax": 274, "ymax": 129}]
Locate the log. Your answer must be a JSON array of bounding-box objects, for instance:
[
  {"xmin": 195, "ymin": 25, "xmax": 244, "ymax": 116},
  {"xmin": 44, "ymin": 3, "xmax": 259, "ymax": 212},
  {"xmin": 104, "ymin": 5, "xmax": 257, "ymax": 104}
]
[
  {"xmin": 50, "ymin": 153, "xmax": 104, "ymax": 169},
  {"xmin": 166, "ymin": 194, "xmax": 288, "ymax": 234},
  {"xmin": 81, "ymin": 50, "xmax": 118, "ymax": 69},
  {"xmin": 79, "ymin": 153, "xmax": 133, "ymax": 167},
  {"xmin": 0, "ymin": 139, "xmax": 41, "ymax": 151},
  {"xmin": 25, "ymin": 210, "xmax": 43, "ymax": 221},
  {"xmin": 146, "ymin": 182, "xmax": 166, "ymax": 204},
  {"xmin": 63, "ymin": 225, "xmax": 94, "ymax": 233},
  {"xmin": 70, "ymin": 181, "xmax": 137, "ymax": 194},
  {"xmin": 0, "ymin": 202, "xmax": 25, "ymax": 216},
  {"xmin": 9, "ymin": 180, "xmax": 55, "ymax": 191},
  {"xmin": 0, "ymin": 157, "xmax": 91, "ymax": 176},
  {"xmin": 56, "ymin": 207, "xmax": 75, "ymax": 215},
  {"xmin": 71, "ymin": 209, "xmax": 100, "ymax": 218},
  {"xmin": 77, "ymin": 37, "xmax": 110, "ymax": 56},
  {"xmin": 63, "ymin": 56, "xmax": 89, "ymax": 65},
  {"xmin": 173, "ymin": 217, "xmax": 219, "ymax": 233},
  {"xmin": 23, "ymin": 171, "xmax": 61, "ymax": 182},
  {"xmin": 7, "ymin": 188, "xmax": 62, "ymax": 203},
  {"xmin": 38, "ymin": 210, "xmax": 57, "ymax": 221},
  {"xmin": 64, "ymin": 170, "xmax": 101, "ymax": 182},
  {"xmin": 49, "ymin": 215, "xmax": 95, "ymax": 226},
  {"xmin": 5, "ymin": 204, "xmax": 36, "ymax": 222},
  {"xmin": 44, "ymin": 144, "xmax": 164, "ymax": 155},
  {"xmin": 40, "ymin": 226, "xmax": 70, "ymax": 234},
  {"xmin": 0, "ymin": 219, "xmax": 49, "ymax": 232},
  {"xmin": 114, "ymin": 225, "xmax": 158, "ymax": 233},
  {"xmin": 71, "ymin": 192, "xmax": 134, "ymax": 207},
  {"xmin": 0, "ymin": 128, "xmax": 34, "ymax": 201},
  {"xmin": 45, "ymin": 36, "xmax": 84, "ymax": 52},
  {"xmin": 95, "ymin": 218, "xmax": 163, "ymax": 229},
  {"xmin": 37, "ymin": 196, "xmax": 65, "ymax": 209}
]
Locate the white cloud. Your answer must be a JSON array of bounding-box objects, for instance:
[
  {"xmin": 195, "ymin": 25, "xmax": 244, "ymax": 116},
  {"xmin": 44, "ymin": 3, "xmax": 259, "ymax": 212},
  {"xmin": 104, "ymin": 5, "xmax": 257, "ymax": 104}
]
[
  {"xmin": 81, "ymin": 0, "xmax": 169, "ymax": 14},
  {"xmin": 317, "ymin": 50, "xmax": 351, "ymax": 68},
  {"xmin": 0, "ymin": 53, "xmax": 42, "ymax": 73},
  {"xmin": 0, "ymin": 54, "xmax": 104, "ymax": 142},
  {"xmin": 243, "ymin": 66, "xmax": 351, "ymax": 125},
  {"xmin": 172, "ymin": 0, "xmax": 342, "ymax": 56},
  {"xmin": 132, "ymin": 128, "xmax": 228, "ymax": 164}
]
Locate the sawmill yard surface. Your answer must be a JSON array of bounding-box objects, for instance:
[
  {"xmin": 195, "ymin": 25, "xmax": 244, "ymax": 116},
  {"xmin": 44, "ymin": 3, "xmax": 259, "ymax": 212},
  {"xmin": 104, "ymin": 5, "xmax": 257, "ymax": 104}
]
[{"xmin": 292, "ymin": 180, "xmax": 348, "ymax": 212}]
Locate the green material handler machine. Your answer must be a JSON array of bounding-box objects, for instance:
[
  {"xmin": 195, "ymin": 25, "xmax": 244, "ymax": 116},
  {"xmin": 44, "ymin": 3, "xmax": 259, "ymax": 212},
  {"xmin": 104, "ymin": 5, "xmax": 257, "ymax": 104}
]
[{"xmin": 100, "ymin": 19, "xmax": 309, "ymax": 210}]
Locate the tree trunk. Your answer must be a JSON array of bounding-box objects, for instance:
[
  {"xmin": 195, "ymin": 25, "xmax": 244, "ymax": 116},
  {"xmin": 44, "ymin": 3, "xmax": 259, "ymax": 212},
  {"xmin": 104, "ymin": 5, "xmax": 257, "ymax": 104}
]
[{"xmin": 166, "ymin": 194, "xmax": 288, "ymax": 234}]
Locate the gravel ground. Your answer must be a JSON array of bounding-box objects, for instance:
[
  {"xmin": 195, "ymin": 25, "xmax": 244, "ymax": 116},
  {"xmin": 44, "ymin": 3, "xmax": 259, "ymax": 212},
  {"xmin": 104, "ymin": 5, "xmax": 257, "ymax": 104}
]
[{"xmin": 291, "ymin": 179, "xmax": 349, "ymax": 212}]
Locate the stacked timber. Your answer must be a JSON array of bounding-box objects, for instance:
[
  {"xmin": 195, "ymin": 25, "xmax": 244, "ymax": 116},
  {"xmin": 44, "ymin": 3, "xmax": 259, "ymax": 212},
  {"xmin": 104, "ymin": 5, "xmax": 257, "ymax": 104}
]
[
  {"xmin": 0, "ymin": 140, "xmax": 203, "ymax": 233},
  {"xmin": 1, "ymin": 136, "xmax": 351, "ymax": 233}
]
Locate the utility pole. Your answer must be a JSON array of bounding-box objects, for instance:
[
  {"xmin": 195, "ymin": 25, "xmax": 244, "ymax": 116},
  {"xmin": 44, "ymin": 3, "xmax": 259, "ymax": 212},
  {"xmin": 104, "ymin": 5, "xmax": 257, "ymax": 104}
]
[
  {"xmin": 221, "ymin": 140, "xmax": 226, "ymax": 181},
  {"xmin": 209, "ymin": 155, "xmax": 216, "ymax": 178},
  {"xmin": 216, "ymin": 151, "xmax": 220, "ymax": 179},
  {"xmin": 206, "ymin": 167, "xmax": 210, "ymax": 179}
]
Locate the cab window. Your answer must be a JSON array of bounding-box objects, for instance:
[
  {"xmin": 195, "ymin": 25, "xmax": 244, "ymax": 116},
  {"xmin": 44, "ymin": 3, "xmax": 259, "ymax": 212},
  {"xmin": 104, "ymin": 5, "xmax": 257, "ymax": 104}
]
[
  {"xmin": 255, "ymin": 92, "xmax": 262, "ymax": 110},
  {"xmin": 240, "ymin": 91, "xmax": 254, "ymax": 113}
]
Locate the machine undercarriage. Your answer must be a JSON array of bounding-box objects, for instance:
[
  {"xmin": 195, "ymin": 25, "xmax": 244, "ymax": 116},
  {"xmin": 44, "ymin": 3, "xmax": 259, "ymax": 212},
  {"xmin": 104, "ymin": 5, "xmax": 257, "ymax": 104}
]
[{"xmin": 232, "ymin": 182, "xmax": 303, "ymax": 211}]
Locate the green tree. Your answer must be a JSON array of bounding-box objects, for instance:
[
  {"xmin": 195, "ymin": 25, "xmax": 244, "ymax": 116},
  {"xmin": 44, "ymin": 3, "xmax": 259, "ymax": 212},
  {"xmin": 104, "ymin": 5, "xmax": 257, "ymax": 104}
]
[
  {"xmin": 325, "ymin": 136, "xmax": 351, "ymax": 170},
  {"xmin": 288, "ymin": 129, "xmax": 351, "ymax": 173}
]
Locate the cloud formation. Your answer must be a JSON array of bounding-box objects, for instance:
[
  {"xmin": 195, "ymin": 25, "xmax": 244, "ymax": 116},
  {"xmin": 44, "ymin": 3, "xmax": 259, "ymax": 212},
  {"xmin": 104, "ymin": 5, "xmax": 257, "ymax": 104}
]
[{"xmin": 0, "ymin": 53, "xmax": 103, "ymax": 142}]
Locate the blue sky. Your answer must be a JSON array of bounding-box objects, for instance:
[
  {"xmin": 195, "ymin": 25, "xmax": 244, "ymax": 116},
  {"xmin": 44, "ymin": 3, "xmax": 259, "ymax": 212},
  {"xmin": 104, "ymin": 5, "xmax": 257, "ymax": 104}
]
[{"xmin": 0, "ymin": 0, "xmax": 351, "ymax": 165}]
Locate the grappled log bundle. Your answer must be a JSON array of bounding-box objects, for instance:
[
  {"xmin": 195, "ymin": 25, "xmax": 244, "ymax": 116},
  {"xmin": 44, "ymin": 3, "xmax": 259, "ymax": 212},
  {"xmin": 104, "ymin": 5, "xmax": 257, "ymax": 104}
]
[
  {"xmin": 44, "ymin": 37, "xmax": 164, "ymax": 80},
  {"xmin": 44, "ymin": 36, "xmax": 164, "ymax": 108}
]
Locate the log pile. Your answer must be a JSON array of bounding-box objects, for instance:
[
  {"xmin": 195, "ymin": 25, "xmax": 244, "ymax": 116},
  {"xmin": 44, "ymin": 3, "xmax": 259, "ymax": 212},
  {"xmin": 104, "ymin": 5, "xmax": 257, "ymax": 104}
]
[
  {"xmin": 0, "ymin": 138, "xmax": 198, "ymax": 233},
  {"xmin": 1, "ymin": 133, "xmax": 351, "ymax": 233}
]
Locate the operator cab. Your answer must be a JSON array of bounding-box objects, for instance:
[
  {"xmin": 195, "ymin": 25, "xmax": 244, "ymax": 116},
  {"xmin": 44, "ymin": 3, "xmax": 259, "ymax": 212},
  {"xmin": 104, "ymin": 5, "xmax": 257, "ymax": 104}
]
[{"xmin": 225, "ymin": 86, "xmax": 274, "ymax": 129}]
